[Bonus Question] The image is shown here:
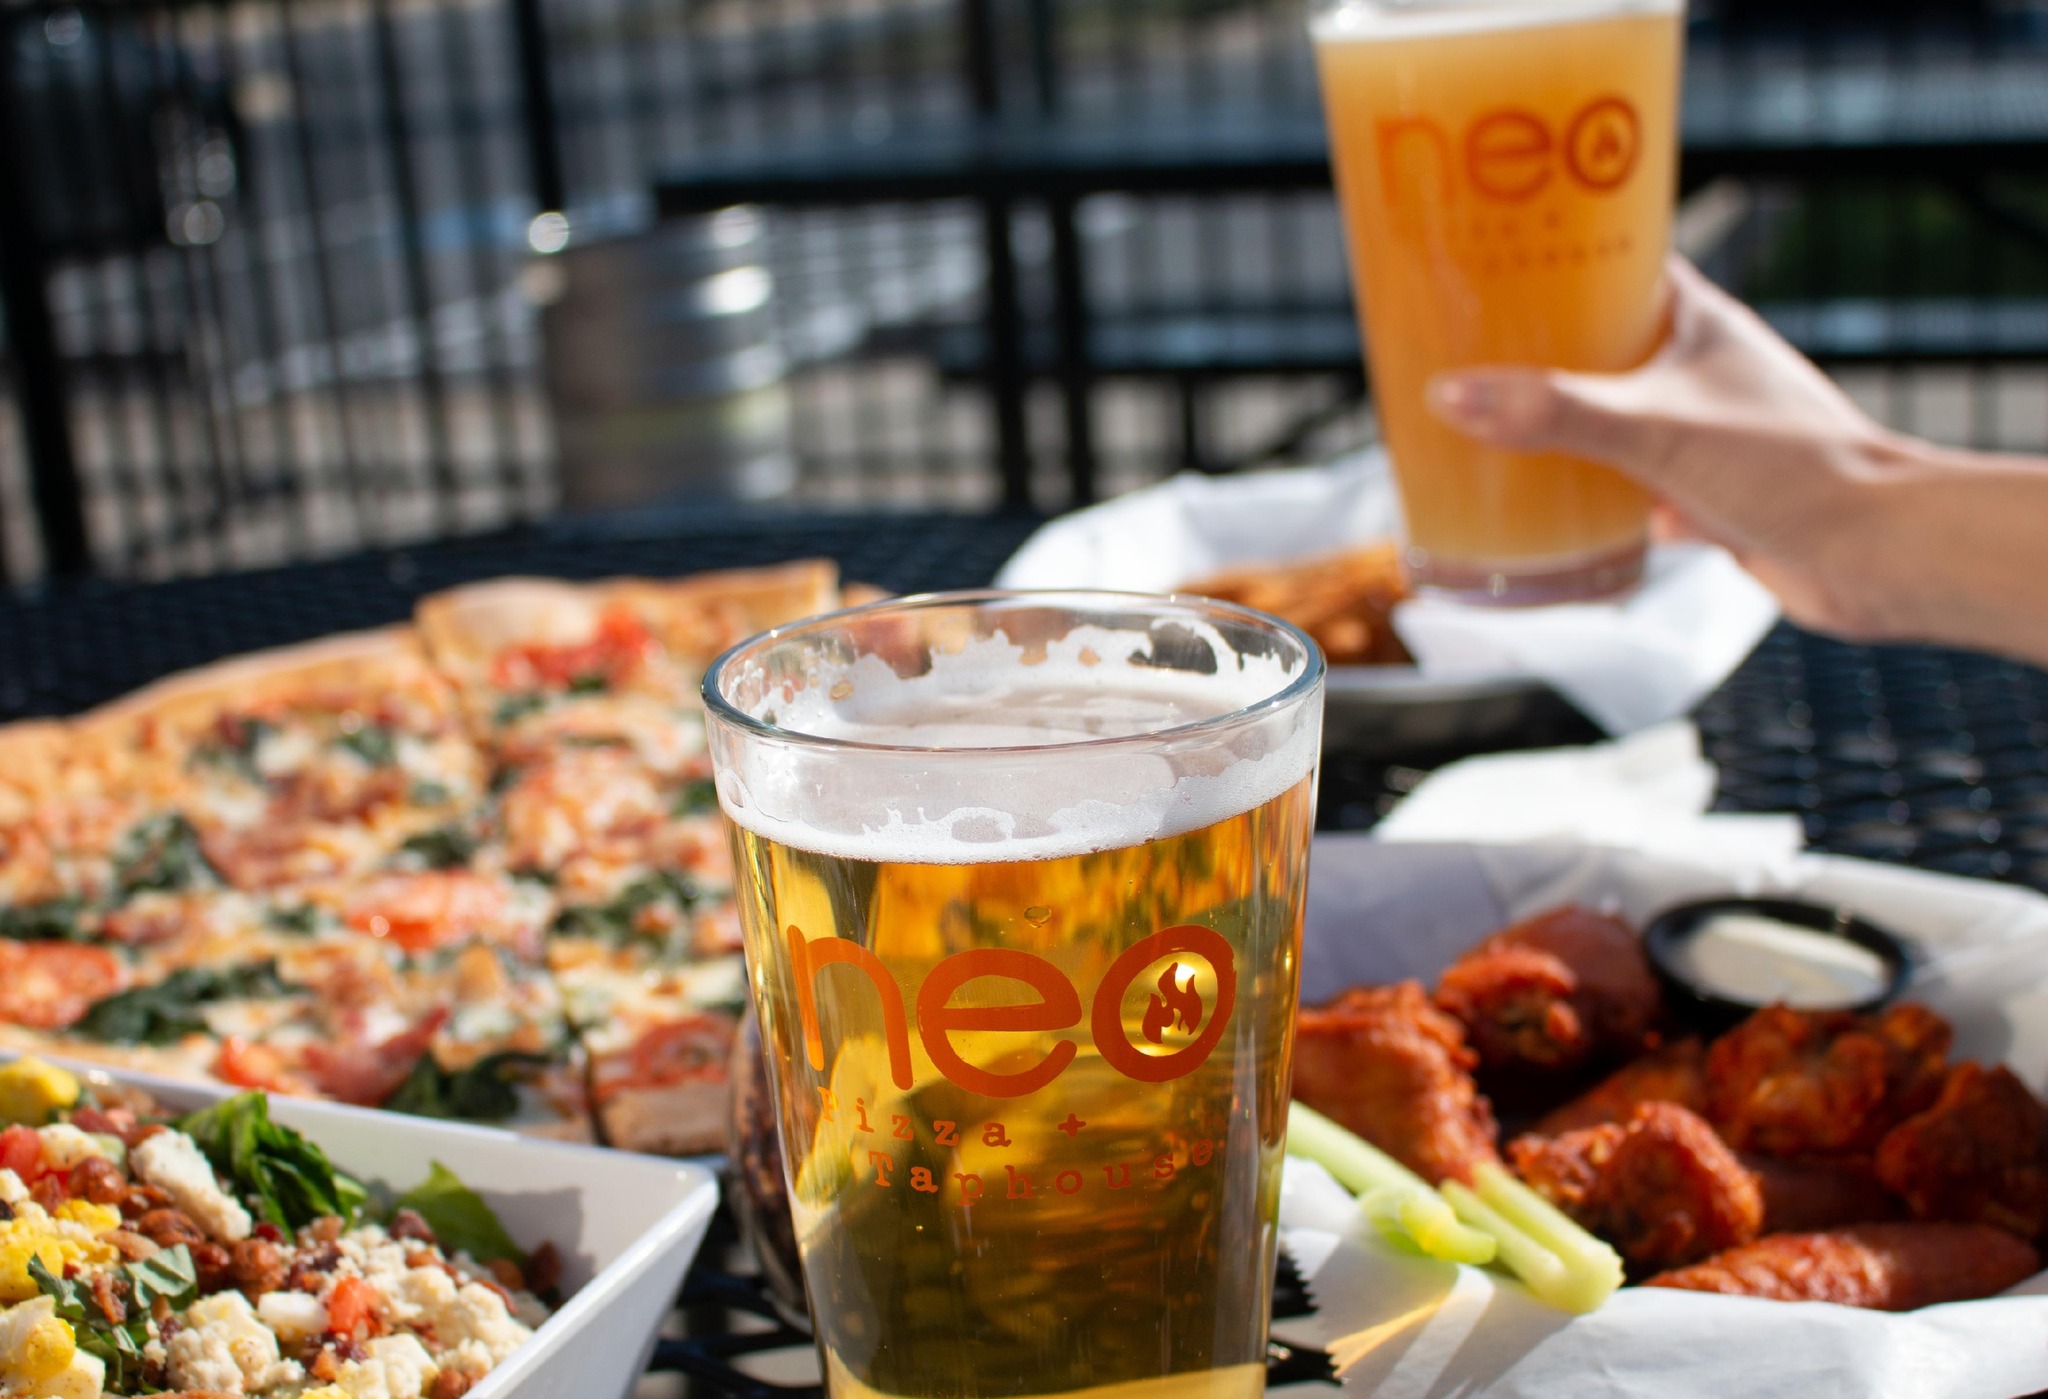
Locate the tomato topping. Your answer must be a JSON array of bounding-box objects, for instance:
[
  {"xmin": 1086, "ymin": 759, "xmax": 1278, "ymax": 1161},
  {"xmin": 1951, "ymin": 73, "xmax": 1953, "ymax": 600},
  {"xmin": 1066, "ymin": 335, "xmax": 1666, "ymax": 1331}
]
[
  {"xmin": 0, "ymin": 942, "xmax": 122, "ymax": 1030},
  {"xmin": 595, "ymin": 1015, "xmax": 735, "ymax": 1101},
  {"xmin": 345, "ymin": 872, "xmax": 508, "ymax": 955},
  {"xmin": 489, "ymin": 603, "xmax": 654, "ymax": 694},
  {"xmin": 215, "ymin": 1036, "xmax": 315, "ymax": 1096},
  {"xmin": 327, "ymin": 1275, "xmax": 385, "ymax": 1338},
  {"xmin": 0, "ymin": 1124, "xmax": 43, "ymax": 1179}
]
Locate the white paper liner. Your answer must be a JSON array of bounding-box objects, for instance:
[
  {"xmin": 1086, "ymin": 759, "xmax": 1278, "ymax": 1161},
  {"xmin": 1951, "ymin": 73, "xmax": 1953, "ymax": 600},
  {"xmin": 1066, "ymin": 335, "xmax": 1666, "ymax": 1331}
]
[
  {"xmin": 995, "ymin": 454, "xmax": 1781, "ymax": 735},
  {"xmin": 1275, "ymin": 835, "xmax": 2048, "ymax": 1397},
  {"xmin": 1373, "ymin": 720, "xmax": 1807, "ymax": 867}
]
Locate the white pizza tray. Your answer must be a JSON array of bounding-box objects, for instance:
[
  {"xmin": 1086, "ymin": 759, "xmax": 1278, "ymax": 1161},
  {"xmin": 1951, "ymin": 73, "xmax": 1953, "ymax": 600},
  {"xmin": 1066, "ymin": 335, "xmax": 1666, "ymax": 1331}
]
[
  {"xmin": 1278, "ymin": 836, "xmax": 2048, "ymax": 1398},
  {"xmin": 7, "ymin": 1060, "xmax": 718, "ymax": 1399}
]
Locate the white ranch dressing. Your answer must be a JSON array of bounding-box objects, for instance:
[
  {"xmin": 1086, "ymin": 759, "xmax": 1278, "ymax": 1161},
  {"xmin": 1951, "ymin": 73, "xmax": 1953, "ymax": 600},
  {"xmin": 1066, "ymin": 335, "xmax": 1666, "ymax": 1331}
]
[{"xmin": 1669, "ymin": 912, "xmax": 1890, "ymax": 1009}]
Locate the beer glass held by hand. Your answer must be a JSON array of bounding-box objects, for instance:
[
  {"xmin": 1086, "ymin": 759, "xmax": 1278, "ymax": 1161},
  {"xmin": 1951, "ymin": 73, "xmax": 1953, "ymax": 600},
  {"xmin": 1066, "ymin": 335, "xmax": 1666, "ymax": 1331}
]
[
  {"xmin": 702, "ymin": 593, "xmax": 1326, "ymax": 1399},
  {"xmin": 1313, "ymin": 0, "xmax": 1685, "ymax": 604}
]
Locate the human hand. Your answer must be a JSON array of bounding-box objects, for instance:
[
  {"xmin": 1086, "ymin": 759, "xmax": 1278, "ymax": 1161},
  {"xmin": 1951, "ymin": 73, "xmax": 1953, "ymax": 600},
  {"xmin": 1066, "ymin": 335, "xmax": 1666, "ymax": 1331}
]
[{"xmin": 1424, "ymin": 257, "xmax": 1906, "ymax": 638}]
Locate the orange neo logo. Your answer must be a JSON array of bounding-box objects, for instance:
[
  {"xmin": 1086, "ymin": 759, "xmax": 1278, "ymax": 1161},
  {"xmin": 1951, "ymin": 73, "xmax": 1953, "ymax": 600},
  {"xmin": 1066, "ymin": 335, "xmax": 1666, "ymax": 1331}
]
[
  {"xmin": 786, "ymin": 923, "xmax": 1237, "ymax": 1099},
  {"xmin": 1376, "ymin": 94, "xmax": 1641, "ymax": 207}
]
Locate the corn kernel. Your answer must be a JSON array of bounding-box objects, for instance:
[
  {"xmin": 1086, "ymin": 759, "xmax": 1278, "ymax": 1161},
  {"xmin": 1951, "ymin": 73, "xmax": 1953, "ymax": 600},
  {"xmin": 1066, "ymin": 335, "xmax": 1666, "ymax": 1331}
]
[
  {"xmin": 0, "ymin": 1060, "xmax": 79, "ymax": 1126},
  {"xmin": 52, "ymin": 1201, "xmax": 120, "ymax": 1236}
]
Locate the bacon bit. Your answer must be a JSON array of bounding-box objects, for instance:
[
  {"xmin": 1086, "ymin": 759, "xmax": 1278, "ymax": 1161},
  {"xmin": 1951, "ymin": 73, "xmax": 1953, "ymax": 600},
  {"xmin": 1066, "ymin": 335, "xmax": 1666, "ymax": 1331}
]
[
  {"xmin": 326, "ymin": 1276, "xmax": 385, "ymax": 1340},
  {"xmin": 67, "ymin": 1107, "xmax": 118, "ymax": 1137},
  {"xmin": 231, "ymin": 1237, "xmax": 288, "ymax": 1298},
  {"xmin": 0, "ymin": 942, "xmax": 123, "ymax": 1029},
  {"xmin": 100, "ymin": 899, "xmax": 195, "ymax": 947},
  {"xmin": 345, "ymin": 872, "xmax": 510, "ymax": 956},
  {"xmin": 524, "ymin": 1241, "xmax": 562, "ymax": 1296},
  {"xmin": 254, "ymin": 1221, "xmax": 285, "ymax": 1244},
  {"xmin": 388, "ymin": 1208, "xmax": 438, "ymax": 1247},
  {"xmin": 472, "ymin": 1276, "xmax": 517, "ymax": 1311},
  {"xmin": 304, "ymin": 1216, "xmax": 345, "ymax": 1246},
  {"xmin": 489, "ymin": 603, "xmax": 655, "ymax": 694},
  {"xmin": 302, "ymin": 1009, "xmax": 449, "ymax": 1107},
  {"xmin": 308, "ymin": 1347, "xmax": 341, "ymax": 1383},
  {"xmin": 89, "ymin": 1270, "xmax": 128, "ymax": 1325},
  {"xmin": 486, "ymin": 1258, "xmax": 524, "ymax": 1292},
  {"xmin": 429, "ymin": 1369, "xmax": 479, "ymax": 1399},
  {"xmin": 199, "ymin": 819, "xmax": 347, "ymax": 891},
  {"xmin": 29, "ymin": 1174, "xmax": 66, "ymax": 1213}
]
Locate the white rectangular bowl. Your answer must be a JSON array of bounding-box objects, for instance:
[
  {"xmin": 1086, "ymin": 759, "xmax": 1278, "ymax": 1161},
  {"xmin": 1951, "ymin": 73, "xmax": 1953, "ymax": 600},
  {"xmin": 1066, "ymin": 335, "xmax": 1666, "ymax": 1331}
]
[{"xmin": 27, "ymin": 1060, "xmax": 719, "ymax": 1399}]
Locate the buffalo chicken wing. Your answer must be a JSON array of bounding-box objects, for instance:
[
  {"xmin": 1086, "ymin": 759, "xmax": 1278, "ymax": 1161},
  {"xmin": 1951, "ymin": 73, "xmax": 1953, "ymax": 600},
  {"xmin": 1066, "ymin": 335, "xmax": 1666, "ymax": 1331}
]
[
  {"xmin": 1705, "ymin": 1004, "xmax": 1951, "ymax": 1156},
  {"xmin": 1875, "ymin": 1062, "xmax": 2048, "ymax": 1240},
  {"xmin": 1509, "ymin": 1102, "xmax": 1764, "ymax": 1272},
  {"xmin": 1434, "ymin": 906, "xmax": 1662, "ymax": 1084},
  {"xmin": 1292, "ymin": 981, "xmax": 1500, "ymax": 1185},
  {"xmin": 1647, "ymin": 1223, "xmax": 2039, "ymax": 1310}
]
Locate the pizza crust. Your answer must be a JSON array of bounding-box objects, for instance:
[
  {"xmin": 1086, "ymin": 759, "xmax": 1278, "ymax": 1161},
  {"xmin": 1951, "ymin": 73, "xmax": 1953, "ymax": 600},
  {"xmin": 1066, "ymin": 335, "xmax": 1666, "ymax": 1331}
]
[
  {"xmin": 598, "ymin": 1075, "xmax": 731, "ymax": 1157},
  {"xmin": 415, "ymin": 559, "xmax": 843, "ymax": 688},
  {"xmin": 81, "ymin": 625, "xmax": 453, "ymax": 751}
]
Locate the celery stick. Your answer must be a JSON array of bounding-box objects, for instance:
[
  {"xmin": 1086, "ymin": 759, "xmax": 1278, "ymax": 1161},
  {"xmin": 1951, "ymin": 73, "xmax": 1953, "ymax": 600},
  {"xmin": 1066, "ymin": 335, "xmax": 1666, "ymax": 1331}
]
[
  {"xmin": 1441, "ymin": 1180, "xmax": 1577, "ymax": 1309},
  {"xmin": 1474, "ymin": 1165, "xmax": 1625, "ymax": 1311},
  {"xmin": 1286, "ymin": 1102, "xmax": 1432, "ymax": 1196},
  {"xmin": 1287, "ymin": 1103, "xmax": 1494, "ymax": 1264},
  {"xmin": 1397, "ymin": 1192, "xmax": 1497, "ymax": 1266}
]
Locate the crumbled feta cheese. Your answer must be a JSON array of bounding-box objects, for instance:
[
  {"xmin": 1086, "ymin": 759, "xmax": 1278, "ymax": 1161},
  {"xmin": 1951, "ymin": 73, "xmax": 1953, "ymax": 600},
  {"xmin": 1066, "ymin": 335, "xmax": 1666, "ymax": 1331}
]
[
  {"xmin": 254, "ymin": 725, "xmax": 317, "ymax": 779},
  {"xmin": 393, "ymin": 1267, "xmax": 532, "ymax": 1365},
  {"xmin": 332, "ymin": 1332, "xmax": 438, "ymax": 1399},
  {"xmin": 131, "ymin": 1130, "xmax": 252, "ymax": 1243},
  {"xmin": 164, "ymin": 1290, "xmax": 302, "ymax": 1394},
  {"xmin": 32, "ymin": 1125, "xmax": 104, "ymax": 1173},
  {"xmin": 0, "ymin": 1172, "xmax": 26, "ymax": 1207},
  {"xmin": 256, "ymin": 1288, "xmax": 329, "ymax": 1343},
  {"xmin": 335, "ymin": 1228, "xmax": 413, "ymax": 1296}
]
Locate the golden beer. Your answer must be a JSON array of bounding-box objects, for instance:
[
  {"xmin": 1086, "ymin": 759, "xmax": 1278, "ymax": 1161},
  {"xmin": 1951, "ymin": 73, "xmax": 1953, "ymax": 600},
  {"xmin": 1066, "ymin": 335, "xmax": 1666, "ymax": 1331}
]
[
  {"xmin": 703, "ymin": 594, "xmax": 1325, "ymax": 1399},
  {"xmin": 1313, "ymin": 0, "xmax": 1684, "ymax": 602}
]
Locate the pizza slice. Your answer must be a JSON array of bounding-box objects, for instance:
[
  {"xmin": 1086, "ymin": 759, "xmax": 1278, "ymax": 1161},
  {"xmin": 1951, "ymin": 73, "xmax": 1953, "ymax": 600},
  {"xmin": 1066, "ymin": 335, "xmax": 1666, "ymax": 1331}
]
[{"xmin": 75, "ymin": 627, "xmax": 487, "ymax": 894}]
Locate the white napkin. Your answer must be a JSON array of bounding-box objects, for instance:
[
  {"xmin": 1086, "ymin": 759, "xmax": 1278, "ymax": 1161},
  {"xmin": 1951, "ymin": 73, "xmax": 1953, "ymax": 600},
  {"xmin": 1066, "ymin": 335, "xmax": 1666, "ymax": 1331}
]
[
  {"xmin": 993, "ymin": 452, "xmax": 1781, "ymax": 736},
  {"xmin": 1372, "ymin": 720, "xmax": 1806, "ymax": 867},
  {"xmin": 1396, "ymin": 543, "xmax": 1781, "ymax": 736}
]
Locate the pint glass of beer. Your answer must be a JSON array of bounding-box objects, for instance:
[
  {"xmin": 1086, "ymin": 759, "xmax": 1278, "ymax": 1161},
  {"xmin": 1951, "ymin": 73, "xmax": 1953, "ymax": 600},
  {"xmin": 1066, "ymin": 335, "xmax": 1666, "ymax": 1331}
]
[
  {"xmin": 703, "ymin": 593, "xmax": 1325, "ymax": 1399},
  {"xmin": 1313, "ymin": 0, "xmax": 1685, "ymax": 603}
]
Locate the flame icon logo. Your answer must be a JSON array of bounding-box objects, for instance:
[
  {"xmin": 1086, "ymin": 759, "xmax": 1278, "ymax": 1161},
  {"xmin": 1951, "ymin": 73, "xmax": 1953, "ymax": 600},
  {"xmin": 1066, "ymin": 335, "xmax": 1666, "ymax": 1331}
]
[{"xmin": 1142, "ymin": 962, "xmax": 1205, "ymax": 1045}]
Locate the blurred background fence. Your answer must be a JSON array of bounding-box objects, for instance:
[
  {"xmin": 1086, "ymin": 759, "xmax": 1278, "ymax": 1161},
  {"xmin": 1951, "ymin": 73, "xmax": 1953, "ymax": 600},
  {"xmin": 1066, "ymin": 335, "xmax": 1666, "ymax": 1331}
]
[{"xmin": 2, "ymin": 0, "xmax": 2047, "ymax": 581}]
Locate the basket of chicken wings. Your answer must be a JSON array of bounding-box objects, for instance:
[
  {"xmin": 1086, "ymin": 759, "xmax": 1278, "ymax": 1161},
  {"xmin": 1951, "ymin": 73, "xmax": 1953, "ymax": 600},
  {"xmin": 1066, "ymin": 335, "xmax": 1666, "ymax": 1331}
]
[{"xmin": 1274, "ymin": 840, "xmax": 2048, "ymax": 1397}]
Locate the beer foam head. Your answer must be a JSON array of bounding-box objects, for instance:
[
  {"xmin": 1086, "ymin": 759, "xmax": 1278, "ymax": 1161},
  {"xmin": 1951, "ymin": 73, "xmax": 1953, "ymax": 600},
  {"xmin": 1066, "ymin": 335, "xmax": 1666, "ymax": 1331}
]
[
  {"xmin": 705, "ymin": 599, "xmax": 1324, "ymax": 865},
  {"xmin": 1312, "ymin": 0, "xmax": 1680, "ymax": 41}
]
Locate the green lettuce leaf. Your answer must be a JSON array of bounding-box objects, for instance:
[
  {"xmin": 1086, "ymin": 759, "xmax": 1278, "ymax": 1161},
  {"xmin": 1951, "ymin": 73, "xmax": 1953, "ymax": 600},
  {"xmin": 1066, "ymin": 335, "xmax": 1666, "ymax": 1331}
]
[
  {"xmin": 177, "ymin": 1091, "xmax": 366, "ymax": 1231},
  {"xmin": 394, "ymin": 1161, "xmax": 524, "ymax": 1264}
]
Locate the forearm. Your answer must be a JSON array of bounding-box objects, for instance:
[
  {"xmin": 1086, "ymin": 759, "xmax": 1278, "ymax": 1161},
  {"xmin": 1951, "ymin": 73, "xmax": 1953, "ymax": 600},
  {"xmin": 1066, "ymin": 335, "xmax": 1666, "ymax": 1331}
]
[{"xmin": 1846, "ymin": 438, "xmax": 2048, "ymax": 667}]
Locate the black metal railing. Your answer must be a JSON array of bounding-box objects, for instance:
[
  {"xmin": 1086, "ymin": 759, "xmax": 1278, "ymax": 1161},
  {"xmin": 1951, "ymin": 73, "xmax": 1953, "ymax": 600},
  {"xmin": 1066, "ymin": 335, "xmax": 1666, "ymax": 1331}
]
[{"xmin": 2, "ymin": 0, "xmax": 2048, "ymax": 585}]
